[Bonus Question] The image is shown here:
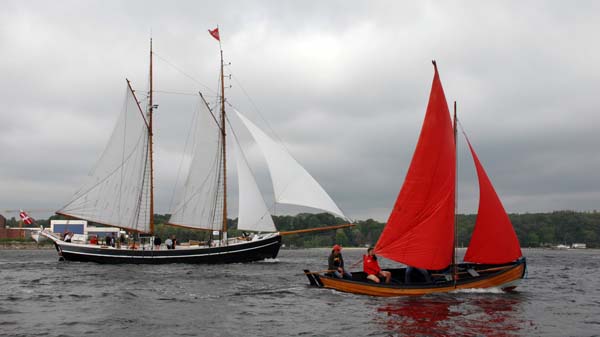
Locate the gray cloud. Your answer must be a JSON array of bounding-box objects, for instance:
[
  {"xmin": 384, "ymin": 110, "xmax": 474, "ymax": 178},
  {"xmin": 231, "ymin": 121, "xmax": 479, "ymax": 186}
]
[{"xmin": 1, "ymin": 0, "xmax": 599, "ymax": 221}]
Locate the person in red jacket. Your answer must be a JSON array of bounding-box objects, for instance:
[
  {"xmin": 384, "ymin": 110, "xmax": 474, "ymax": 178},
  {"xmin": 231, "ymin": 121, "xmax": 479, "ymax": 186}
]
[{"xmin": 363, "ymin": 247, "xmax": 391, "ymax": 283}]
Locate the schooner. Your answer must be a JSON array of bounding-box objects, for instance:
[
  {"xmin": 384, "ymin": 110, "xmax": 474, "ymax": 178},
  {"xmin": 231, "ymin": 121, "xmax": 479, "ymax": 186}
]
[{"xmin": 41, "ymin": 29, "xmax": 352, "ymax": 263}]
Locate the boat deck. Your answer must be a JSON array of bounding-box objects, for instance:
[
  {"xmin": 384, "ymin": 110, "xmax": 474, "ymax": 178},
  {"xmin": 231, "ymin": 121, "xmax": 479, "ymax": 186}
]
[{"xmin": 305, "ymin": 258, "xmax": 527, "ymax": 296}]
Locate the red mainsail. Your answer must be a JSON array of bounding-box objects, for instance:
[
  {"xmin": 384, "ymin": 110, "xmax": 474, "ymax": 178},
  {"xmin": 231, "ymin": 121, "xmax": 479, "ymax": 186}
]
[
  {"xmin": 463, "ymin": 138, "xmax": 522, "ymax": 264},
  {"xmin": 375, "ymin": 63, "xmax": 456, "ymax": 270}
]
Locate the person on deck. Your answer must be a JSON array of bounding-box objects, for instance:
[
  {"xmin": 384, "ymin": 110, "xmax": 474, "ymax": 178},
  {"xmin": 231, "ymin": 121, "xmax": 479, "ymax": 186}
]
[
  {"xmin": 63, "ymin": 232, "xmax": 72, "ymax": 243},
  {"xmin": 109, "ymin": 233, "xmax": 116, "ymax": 247},
  {"xmin": 363, "ymin": 247, "xmax": 391, "ymax": 284},
  {"xmin": 105, "ymin": 235, "xmax": 112, "ymax": 247},
  {"xmin": 328, "ymin": 244, "xmax": 352, "ymax": 279},
  {"xmin": 171, "ymin": 235, "xmax": 177, "ymax": 249},
  {"xmin": 165, "ymin": 237, "xmax": 173, "ymax": 250},
  {"xmin": 154, "ymin": 236, "xmax": 162, "ymax": 250}
]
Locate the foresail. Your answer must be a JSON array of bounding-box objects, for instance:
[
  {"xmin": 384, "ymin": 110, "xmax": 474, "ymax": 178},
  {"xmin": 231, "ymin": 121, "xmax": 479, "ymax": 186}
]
[
  {"xmin": 463, "ymin": 136, "xmax": 522, "ymax": 264},
  {"xmin": 375, "ymin": 63, "xmax": 455, "ymax": 270},
  {"xmin": 234, "ymin": 110, "xmax": 346, "ymax": 219},
  {"xmin": 234, "ymin": 141, "xmax": 276, "ymax": 232},
  {"xmin": 58, "ymin": 84, "xmax": 151, "ymax": 232},
  {"xmin": 168, "ymin": 98, "xmax": 223, "ymax": 231}
]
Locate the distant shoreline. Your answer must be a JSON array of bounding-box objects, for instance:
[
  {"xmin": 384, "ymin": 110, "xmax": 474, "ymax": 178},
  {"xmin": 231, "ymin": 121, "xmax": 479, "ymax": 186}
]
[{"xmin": 0, "ymin": 242, "xmax": 54, "ymax": 250}]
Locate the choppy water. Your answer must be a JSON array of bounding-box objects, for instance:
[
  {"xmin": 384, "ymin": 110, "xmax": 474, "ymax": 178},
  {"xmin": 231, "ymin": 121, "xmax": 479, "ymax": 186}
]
[{"xmin": 0, "ymin": 248, "xmax": 599, "ymax": 337}]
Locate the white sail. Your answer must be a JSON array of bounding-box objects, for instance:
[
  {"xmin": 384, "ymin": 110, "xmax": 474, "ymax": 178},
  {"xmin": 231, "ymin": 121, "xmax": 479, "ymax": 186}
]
[
  {"xmin": 234, "ymin": 141, "xmax": 277, "ymax": 232},
  {"xmin": 234, "ymin": 110, "xmax": 346, "ymax": 219},
  {"xmin": 58, "ymin": 85, "xmax": 152, "ymax": 232},
  {"xmin": 168, "ymin": 99, "xmax": 223, "ymax": 231}
]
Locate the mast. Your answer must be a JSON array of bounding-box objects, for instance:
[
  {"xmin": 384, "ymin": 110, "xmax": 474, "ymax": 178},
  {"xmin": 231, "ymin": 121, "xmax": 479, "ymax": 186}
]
[
  {"xmin": 218, "ymin": 29, "xmax": 228, "ymax": 238},
  {"xmin": 148, "ymin": 38, "xmax": 155, "ymax": 234},
  {"xmin": 453, "ymin": 100, "xmax": 458, "ymax": 285}
]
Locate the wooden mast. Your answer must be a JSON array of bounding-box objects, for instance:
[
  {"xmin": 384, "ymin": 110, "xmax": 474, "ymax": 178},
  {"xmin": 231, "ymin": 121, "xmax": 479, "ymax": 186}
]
[
  {"xmin": 148, "ymin": 38, "xmax": 155, "ymax": 234},
  {"xmin": 453, "ymin": 100, "xmax": 458, "ymax": 285},
  {"xmin": 218, "ymin": 28, "xmax": 228, "ymax": 239}
]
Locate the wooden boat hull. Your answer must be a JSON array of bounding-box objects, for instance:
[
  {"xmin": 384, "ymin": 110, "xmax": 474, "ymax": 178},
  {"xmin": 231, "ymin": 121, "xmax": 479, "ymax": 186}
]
[
  {"xmin": 41, "ymin": 231, "xmax": 281, "ymax": 264},
  {"xmin": 305, "ymin": 259, "xmax": 526, "ymax": 297}
]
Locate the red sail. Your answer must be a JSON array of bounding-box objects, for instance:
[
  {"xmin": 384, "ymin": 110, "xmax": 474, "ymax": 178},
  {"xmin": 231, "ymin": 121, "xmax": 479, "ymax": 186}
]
[
  {"xmin": 463, "ymin": 137, "xmax": 522, "ymax": 264},
  {"xmin": 375, "ymin": 63, "xmax": 455, "ymax": 270}
]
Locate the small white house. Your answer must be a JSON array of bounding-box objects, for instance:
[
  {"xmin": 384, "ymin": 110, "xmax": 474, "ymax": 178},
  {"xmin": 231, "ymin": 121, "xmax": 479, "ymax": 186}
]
[{"xmin": 50, "ymin": 220, "xmax": 120, "ymax": 242}]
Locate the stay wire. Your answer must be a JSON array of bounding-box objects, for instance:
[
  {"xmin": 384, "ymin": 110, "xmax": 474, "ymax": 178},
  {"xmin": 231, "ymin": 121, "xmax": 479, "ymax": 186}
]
[
  {"xmin": 229, "ymin": 71, "xmax": 353, "ymax": 223},
  {"xmin": 152, "ymin": 52, "xmax": 217, "ymax": 96},
  {"xmin": 225, "ymin": 114, "xmax": 277, "ymax": 231},
  {"xmin": 167, "ymin": 101, "xmax": 199, "ymax": 214}
]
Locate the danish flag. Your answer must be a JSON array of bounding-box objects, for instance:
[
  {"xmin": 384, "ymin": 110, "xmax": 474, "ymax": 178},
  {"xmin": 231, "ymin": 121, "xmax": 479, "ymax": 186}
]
[{"xmin": 19, "ymin": 210, "xmax": 34, "ymax": 225}]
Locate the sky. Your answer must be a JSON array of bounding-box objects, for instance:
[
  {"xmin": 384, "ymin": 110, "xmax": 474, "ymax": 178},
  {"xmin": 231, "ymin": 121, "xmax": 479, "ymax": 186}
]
[{"xmin": 1, "ymin": 1, "xmax": 599, "ymax": 222}]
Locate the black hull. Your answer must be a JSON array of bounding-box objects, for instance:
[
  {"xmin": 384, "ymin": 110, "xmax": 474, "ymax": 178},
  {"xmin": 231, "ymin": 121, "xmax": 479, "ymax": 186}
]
[{"xmin": 53, "ymin": 234, "xmax": 281, "ymax": 264}]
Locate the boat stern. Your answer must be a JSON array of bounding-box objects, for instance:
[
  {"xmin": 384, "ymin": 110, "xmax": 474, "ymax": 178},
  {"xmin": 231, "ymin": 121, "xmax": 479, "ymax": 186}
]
[{"xmin": 303, "ymin": 270, "xmax": 324, "ymax": 287}]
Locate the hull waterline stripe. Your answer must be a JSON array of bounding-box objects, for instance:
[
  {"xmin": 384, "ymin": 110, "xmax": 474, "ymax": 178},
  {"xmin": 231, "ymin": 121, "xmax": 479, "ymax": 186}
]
[{"xmin": 60, "ymin": 240, "xmax": 279, "ymax": 259}]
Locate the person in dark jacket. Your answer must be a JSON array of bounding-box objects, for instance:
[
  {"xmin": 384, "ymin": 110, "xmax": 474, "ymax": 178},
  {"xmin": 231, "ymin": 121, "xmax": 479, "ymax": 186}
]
[
  {"xmin": 154, "ymin": 236, "xmax": 162, "ymax": 250},
  {"xmin": 328, "ymin": 244, "xmax": 352, "ymax": 279}
]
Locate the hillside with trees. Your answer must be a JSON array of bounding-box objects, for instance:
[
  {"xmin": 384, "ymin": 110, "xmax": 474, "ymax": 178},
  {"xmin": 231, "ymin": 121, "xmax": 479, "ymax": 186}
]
[{"xmin": 6, "ymin": 210, "xmax": 599, "ymax": 248}]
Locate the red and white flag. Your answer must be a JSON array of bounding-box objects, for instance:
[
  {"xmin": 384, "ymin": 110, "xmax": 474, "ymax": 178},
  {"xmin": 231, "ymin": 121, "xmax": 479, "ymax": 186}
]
[
  {"xmin": 208, "ymin": 27, "xmax": 220, "ymax": 41},
  {"xmin": 19, "ymin": 209, "xmax": 34, "ymax": 225}
]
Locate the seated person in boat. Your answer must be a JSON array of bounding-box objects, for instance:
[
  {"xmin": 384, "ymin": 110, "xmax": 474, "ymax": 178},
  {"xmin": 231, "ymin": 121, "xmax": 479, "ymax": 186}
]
[
  {"xmin": 328, "ymin": 244, "xmax": 352, "ymax": 279},
  {"xmin": 363, "ymin": 247, "xmax": 391, "ymax": 284},
  {"xmin": 404, "ymin": 266, "xmax": 432, "ymax": 284},
  {"xmin": 236, "ymin": 232, "xmax": 250, "ymax": 241}
]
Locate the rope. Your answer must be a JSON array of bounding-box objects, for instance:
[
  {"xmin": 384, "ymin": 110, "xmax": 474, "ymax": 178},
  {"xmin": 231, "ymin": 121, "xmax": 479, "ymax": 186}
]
[{"xmin": 152, "ymin": 52, "xmax": 216, "ymax": 95}]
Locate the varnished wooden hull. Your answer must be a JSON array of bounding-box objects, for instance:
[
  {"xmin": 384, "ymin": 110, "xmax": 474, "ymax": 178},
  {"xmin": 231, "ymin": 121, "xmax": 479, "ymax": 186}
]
[{"xmin": 305, "ymin": 258, "xmax": 526, "ymax": 297}]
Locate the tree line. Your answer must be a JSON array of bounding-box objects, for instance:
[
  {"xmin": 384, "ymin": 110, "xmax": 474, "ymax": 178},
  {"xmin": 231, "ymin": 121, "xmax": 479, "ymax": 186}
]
[
  {"xmin": 5, "ymin": 210, "xmax": 599, "ymax": 248},
  {"xmin": 268, "ymin": 210, "xmax": 600, "ymax": 249}
]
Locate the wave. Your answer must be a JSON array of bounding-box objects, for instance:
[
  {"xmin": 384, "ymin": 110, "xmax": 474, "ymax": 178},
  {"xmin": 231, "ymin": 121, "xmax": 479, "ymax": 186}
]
[{"xmin": 452, "ymin": 287, "xmax": 505, "ymax": 294}]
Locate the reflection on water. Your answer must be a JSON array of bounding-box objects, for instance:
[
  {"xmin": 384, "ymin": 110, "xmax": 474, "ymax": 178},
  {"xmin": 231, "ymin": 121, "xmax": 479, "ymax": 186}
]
[{"xmin": 376, "ymin": 293, "xmax": 531, "ymax": 336}]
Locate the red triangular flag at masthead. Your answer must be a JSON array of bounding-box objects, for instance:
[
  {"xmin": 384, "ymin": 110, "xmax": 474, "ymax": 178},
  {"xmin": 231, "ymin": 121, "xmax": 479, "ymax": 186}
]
[
  {"xmin": 19, "ymin": 209, "xmax": 34, "ymax": 225},
  {"xmin": 209, "ymin": 27, "xmax": 220, "ymax": 41}
]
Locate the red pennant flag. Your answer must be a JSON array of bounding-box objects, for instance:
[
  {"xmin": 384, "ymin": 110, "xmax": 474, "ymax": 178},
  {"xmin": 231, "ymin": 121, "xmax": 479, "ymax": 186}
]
[
  {"xmin": 19, "ymin": 209, "xmax": 34, "ymax": 225},
  {"xmin": 208, "ymin": 27, "xmax": 220, "ymax": 41}
]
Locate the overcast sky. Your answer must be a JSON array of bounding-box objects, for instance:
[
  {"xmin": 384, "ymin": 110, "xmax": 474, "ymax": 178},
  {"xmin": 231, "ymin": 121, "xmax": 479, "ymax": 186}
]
[{"xmin": 1, "ymin": 1, "xmax": 599, "ymax": 222}]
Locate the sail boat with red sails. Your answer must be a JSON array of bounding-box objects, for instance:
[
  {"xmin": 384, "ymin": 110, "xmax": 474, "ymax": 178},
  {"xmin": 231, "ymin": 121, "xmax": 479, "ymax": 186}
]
[{"xmin": 304, "ymin": 61, "xmax": 526, "ymax": 296}]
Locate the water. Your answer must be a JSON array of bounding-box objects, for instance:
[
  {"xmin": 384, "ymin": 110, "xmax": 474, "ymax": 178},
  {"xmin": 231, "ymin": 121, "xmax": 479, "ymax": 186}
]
[{"xmin": 0, "ymin": 248, "xmax": 598, "ymax": 337}]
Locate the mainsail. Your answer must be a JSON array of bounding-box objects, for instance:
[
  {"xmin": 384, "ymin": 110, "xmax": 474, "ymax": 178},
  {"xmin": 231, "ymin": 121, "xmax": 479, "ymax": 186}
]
[
  {"xmin": 463, "ymin": 137, "xmax": 522, "ymax": 263},
  {"xmin": 234, "ymin": 110, "xmax": 346, "ymax": 219},
  {"xmin": 234, "ymin": 141, "xmax": 277, "ymax": 232},
  {"xmin": 168, "ymin": 98, "xmax": 223, "ymax": 230},
  {"xmin": 375, "ymin": 63, "xmax": 456, "ymax": 270},
  {"xmin": 58, "ymin": 83, "xmax": 152, "ymax": 233}
]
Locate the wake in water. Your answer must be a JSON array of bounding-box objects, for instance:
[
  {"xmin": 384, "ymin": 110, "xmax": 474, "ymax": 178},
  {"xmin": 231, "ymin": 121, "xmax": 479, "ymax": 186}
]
[{"xmin": 453, "ymin": 287, "xmax": 505, "ymax": 294}]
